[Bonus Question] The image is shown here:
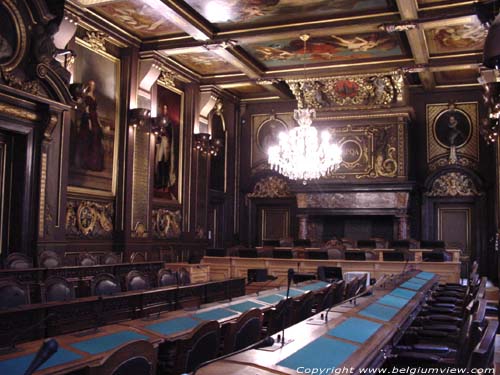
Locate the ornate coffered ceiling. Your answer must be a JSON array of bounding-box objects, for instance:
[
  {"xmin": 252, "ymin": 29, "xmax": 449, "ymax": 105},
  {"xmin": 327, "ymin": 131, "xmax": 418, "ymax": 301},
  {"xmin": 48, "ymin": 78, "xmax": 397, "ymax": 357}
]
[{"xmin": 68, "ymin": 0, "xmax": 496, "ymax": 99}]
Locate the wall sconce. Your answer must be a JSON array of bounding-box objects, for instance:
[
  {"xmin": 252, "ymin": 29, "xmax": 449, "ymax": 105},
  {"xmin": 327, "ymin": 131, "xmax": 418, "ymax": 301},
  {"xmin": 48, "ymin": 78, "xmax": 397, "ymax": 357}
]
[
  {"xmin": 193, "ymin": 133, "xmax": 210, "ymax": 153},
  {"xmin": 210, "ymin": 138, "xmax": 223, "ymax": 156},
  {"xmin": 128, "ymin": 108, "xmax": 151, "ymax": 128}
]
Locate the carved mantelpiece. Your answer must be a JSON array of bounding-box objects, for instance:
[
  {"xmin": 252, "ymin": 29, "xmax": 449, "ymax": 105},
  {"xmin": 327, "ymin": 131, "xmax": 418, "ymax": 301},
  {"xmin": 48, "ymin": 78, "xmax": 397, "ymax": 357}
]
[{"xmin": 296, "ymin": 192, "xmax": 409, "ymax": 210}]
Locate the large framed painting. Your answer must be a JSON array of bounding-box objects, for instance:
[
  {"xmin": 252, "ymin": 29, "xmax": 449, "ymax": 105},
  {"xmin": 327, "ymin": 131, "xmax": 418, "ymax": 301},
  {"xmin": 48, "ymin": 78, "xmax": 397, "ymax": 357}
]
[
  {"xmin": 68, "ymin": 38, "xmax": 120, "ymax": 196},
  {"xmin": 426, "ymin": 102, "xmax": 478, "ymax": 168},
  {"xmin": 154, "ymin": 83, "xmax": 183, "ymax": 203}
]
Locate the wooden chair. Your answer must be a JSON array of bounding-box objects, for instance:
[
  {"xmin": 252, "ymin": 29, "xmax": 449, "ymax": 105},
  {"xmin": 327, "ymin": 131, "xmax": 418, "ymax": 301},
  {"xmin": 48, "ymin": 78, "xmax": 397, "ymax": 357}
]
[
  {"xmin": 344, "ymin": 277, "xmax": 360, "ymax": 300},
  {"xmin": 357, "ymin": 239, "xmax": 377, "ymax": 249},
  {"xmin": 468, "ymin": 319, "xmax": 498, "ymax": 370},
  {"xmin": 125, "ymin": 270, "xmax": 150, "ymax": 291},
  {"xmin": 178, "ymin": 267, "xmax": 191, "ymax": 285},
  {"xmin": 91, "ymin": 273, "xmax": 121, "ymax": 296},
  {"xmin": 5, "ymin": 252, "xmax": 32, "ymax": 269},
  {"xmin": 41, "ymin": 276, "xmax": 75, "ymax": 303},
  {"xmin": 130, "ymin": 252, "xmax": 147, "ymax": 263},
  {"xmin": 103, "ymin": 252, "xmax": 122, "ymax": 265},
  {"xmin": 89, "ymin": 340, "xmax": 157, "ymax": 375},
  {"xmin": 79, "ymin": 252, "xmax": 97, "ymax": 266},
  {"xmin": 265, "ymin": 298, "xmax": 291, "ymax": 336},
  {"xmin": 314, "ymin": 283, "xmax": 337, "ymax": 312},
  {"xmin": 158, "ymin": 268, "xmax": 177, "ymax": 287},
  {"xmin": 171, "ymin": 320, "xmax": 221, "ymax": 374},
  {"xmin": 222, "ymin": 308, "xmax": 263, "ymax": 355},
  {"xmin": 38, "ymin": 250, "xmax": 61, "ymax": 268},
  {"xmin": 0, "ymin": 280, "xmax": 29, "ymax": 309},
  {"xmin": 290, "ymin": 291, "xmax": 315, "ymax": 325}
]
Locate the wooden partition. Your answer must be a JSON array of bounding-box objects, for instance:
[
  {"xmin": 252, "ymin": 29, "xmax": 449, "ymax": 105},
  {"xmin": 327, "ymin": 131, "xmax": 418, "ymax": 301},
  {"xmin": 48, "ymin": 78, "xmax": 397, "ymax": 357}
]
[{"xmin": 201, "ymin": 255, "xmax": 460, "ymax": 283}]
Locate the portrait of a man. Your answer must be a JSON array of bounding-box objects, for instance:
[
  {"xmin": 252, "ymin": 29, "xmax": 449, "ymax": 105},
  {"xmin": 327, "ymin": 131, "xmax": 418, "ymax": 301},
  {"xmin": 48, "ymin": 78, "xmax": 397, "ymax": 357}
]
[{"xmin": 434, "ymin": 110, "xmax": 471, "ymax": 148}]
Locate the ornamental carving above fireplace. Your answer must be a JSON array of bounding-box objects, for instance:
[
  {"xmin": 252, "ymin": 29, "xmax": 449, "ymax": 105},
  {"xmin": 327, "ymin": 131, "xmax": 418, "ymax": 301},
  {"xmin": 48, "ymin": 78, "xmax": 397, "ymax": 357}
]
[{"xmin": 248, "ymin": 176, "xmax": 294, "ymax": 198}]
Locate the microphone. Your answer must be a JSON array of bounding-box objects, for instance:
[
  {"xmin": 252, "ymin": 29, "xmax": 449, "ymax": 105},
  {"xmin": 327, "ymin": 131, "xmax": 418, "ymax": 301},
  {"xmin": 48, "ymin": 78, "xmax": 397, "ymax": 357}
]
[
  {"xmin": 0, "ymin": 313, "xmax": 55, "ymax": 354},
  {"xmin": 24, "ymin": 339, "xmax": 59, "ymax": 375},
  {"xmin": 280, "ymin": 268, "xmax": 295, "ymax": 347}
]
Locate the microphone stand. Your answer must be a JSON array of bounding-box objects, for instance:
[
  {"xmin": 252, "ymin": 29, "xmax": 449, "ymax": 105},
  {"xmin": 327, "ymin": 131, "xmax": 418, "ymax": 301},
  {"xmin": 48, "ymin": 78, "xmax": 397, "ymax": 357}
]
[{"xmin": 280, "ymin": 268, "xmax": 294, "ymax": 347}]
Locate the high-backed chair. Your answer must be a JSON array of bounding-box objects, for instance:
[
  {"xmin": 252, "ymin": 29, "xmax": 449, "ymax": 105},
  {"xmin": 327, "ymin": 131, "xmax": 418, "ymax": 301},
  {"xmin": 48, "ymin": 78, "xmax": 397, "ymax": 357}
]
[
  {"xmin": 5, "ymin": 252, "xmax": 33, "ymax": 269},
  {"xmin": 315, "ymin": 283, "xmax": 338, "ymax": 312},
  {"xmin": 344, "ymin": 277, "xmax": 360, "ymax": 300},
  {"xmin": 293, "ymin": 239, "xmax": 311, "ymax": 248},
  {"xmin": 420, "ymin": 240, "xmax": 446, "ymax": 250},
  {"xmin": 178, "ymin": 267, "xmax": 191, "ymax": 285},
  {"xmin": 325, "ymin": 248, "xmax": 343, "ymax": 260},
  {"xmin": 306, "ymin": 249, "xmax": 328, "ymax": 260},
  {"xmin": 383, "ymin": 251, "xmax": 406, "ymax": 261},
  {"xmin": 205, "ymin": 248, "xmax": 227, "ymax": 257},
  {"xmin": 126, "ymin": 270, "xmax": 150, "ymax": 291},
  {"xmin": 262, "ymin": 239, "xmax": 280, "ymax": 247},
  {"xmin": 79, "ymin": 252, "xmax": 97, "ymax": 266},
  {"xmin": 42, "ymin": 276, "xmax": 75, "ymax": 303},
  {"xmin": 92, "ymin": 273, "xmax": 121, "ymax": 296},
  {"xmin": 317, "ymin": 266, "xmax": 343, "ymax": 283},
  {"xmin": 341, "ymin": 238, "xmax": 356, "ymax": 248},
  {"xmin": 222, "ymin": 308, "xmax": 263, "ymax": 354},
  {"xmin": 172, "ymin": 320, "xmax": 220, "ymax": 374},
  {"xmin": 238, "ymin": 248, "xmax": 258, "ymax": 258},
  {"xmin": 0, "ymin": 280, "xmax": 29, "ymax": 309},
  {"xmin": 38, "ymin": 250, "xmax": 61, "ymax": 268},
  {"xmin": 344, "ymin": 251, "xmax": 366, "ymax": 261},
  {"xmin": 468, "ymin": 319, "xmax": 498, "ymax": 370},
  {"xmin": 272, "ymin": 248, "xmax": 293, "ymax": 259},
  {"xmin": 89, "ymin": 340, "xmax": 157, "ymax": 375},
  {"xmin": 264, "ymin": 298, "xmax": 291, "ymax": 336},
  {"xmin": 103, "ymin": 252, "xmax": 121, "ymax": 265},
  {"xmin": 130, "ymin": 252, "xmax": 147, "ymax": 263},
  {"xmin": 290, "ymin": 291, "xmax": 315, "ymax": 325},
  {"xmin": 158, "ymin": 268, "xmax": 177, "ymax": 287}
]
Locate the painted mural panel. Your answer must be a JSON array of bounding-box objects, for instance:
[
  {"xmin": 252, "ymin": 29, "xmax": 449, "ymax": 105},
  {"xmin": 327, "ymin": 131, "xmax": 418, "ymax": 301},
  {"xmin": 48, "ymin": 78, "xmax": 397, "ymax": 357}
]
[
  {"xmin": 244, "ymin": 32, "xmax": 402, "ymax": 68},
  {"xmin": 91, "ymin": 0, "xmax": 182, "ymax": 38},
  {"xmin": 425, "ymin": 20, "xmax": 487, "ymax": 54},
  {"xmin": 172, "ymin": 51, "xmax": 238, "ymax": 75},
  {"xmin": 184, "ymin": 0, "xmax": 390, "ymax": 27},
  {"xmin": 69, "ymin": 39, "xmax": 120, "ymax": 195},
  {"xmin": 154, "ymin": 84, "xmax": 183, "ymax": 203}
]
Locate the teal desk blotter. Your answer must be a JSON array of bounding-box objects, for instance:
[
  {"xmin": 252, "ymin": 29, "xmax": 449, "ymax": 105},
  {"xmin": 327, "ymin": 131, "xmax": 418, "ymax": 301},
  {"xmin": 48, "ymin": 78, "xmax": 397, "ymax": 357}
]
[
  {"xmin": 390, "ymin": 288, "xmax": 417, "ymax": 300},
  {"xmin": 0, "ymin": 348, "xmax": 82, "ymax": 375},
  {"xmin": 71, "ymin": 330, "xmax": 149, "ymax": 355},
  {"xmin": 277, "ymin": 336, "xmax": 358, "ymax": 370},
  {"xmin": 194, "ymin": 308, "xmax": 237, "ymax": 321},
  {"xmin": 145, "ymin": 316, "xmax": 200, "ymax": 336},
  {"xmin": 407, "ymin": 277, "xmax": 427, "ymax": 285},
  {"xmin": 400, "ymin": 281, "xmax": 423, "ymax": 290},
  {"xmin": 278, "ymin": 289, "xmax": 304, "ymax": 298},
  {"xmin": 327, "ymin": 317, "xmax": 382, "ymax": 343},
  {"xmin": 228, "ymin": 300, "xmax": 265, "ymax": 313},
  {"xmin": 416, "ymin": 272, "xmax": 435, "ymax": 280},
  {"xmin": 257, "ymin": 294, "xmax": 283, "ymax": 304},
  {"xmin": 298, "ymin": 281, "xmax": 330, "ymax": 291},
  {"xmin": 377, "ymin": 294, "xmax": 409, "ymax": 309},
  {"xmin": 359, "ymin": 303, "xmax": 400, "ymax": 321}
]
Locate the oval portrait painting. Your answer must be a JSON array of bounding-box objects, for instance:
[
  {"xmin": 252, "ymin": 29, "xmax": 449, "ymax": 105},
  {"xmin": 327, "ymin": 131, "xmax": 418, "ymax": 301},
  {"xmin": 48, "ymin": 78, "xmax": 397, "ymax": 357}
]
[
  {"xmin": 434, "ymin": 109, "xmax": 472, "ymax": 149},
  {"xmin": 0, "ymin": 3, "xmax": 17, "ymax": 65},
  {"xmin": 257, "ymin": 118, "xmax": 287, "ymax": 154}
]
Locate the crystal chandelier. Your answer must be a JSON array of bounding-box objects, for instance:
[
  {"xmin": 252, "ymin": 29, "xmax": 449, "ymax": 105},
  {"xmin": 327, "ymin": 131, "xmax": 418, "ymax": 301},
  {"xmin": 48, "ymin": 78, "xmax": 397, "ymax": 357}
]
[{"xmin": 267, "ymin": 34, "xmax": 342, "ymax": 181}]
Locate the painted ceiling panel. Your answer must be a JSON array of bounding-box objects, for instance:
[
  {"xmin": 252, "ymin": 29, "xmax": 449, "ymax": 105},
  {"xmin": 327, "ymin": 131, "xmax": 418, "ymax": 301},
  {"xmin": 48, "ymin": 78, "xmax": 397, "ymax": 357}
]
[
  {"xmin": 425, "ymin": 18, "xmax": 487, "ymax": 55},
  {"xmin": 183, "ymin": 0, "xmax": 391, "ymax": 29},
  {"xmin": 91, "ymin": 0, "xmax": 183, "ymax": 38},
  {"xmin": 170, "ymin": 51, "xmax": 240, "ymax": 75},
  {"xmin": 243, "ymin": 31, "xmax": 404, "ymax": 68}
]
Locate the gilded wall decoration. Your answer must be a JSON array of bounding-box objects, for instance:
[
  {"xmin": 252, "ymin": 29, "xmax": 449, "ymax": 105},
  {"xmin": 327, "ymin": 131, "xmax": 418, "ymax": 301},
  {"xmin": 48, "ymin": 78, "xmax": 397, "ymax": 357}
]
[
  {"xmin": 426, "ymin": 102, "xmax": 479, "ymax": 166},
  {"xmin": 66, "ymin": 200, "xmax": 114, "ymax": 238},
  {"xmin": 152, "ymin": 209, "xmax": 181, "ymax": 239},
  {"xmin": 426, "ymin": 172, "xmax": 481, "ymax": 197},
  {"xmin": 248, "ymin": 176, "xmax": 294, "ymax": 198},
  {"xmin": 286, "ymin": 71, "xmax": 404, "ymax": 110},
  {"xmin": 251, "ymin": 113, "xmax": 293, "ymax": 170}
]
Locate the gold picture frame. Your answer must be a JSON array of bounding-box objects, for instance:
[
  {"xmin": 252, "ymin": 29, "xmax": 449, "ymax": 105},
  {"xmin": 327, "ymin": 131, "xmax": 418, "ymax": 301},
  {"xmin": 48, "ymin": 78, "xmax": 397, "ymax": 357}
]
[{"xmin": 68, "ymin": 37, "xmax": 121, "ymax": 197}]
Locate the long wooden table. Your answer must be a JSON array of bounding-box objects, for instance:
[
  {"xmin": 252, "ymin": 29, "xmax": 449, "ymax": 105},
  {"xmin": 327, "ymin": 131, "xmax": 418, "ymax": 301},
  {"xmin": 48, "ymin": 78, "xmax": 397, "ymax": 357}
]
[
  {"xmin": 202, "ymin": 255, "xmax": 460, "ymax": 283},
  {"xmin": 197, "ymin": 271, "xmax": 438, "ymax": 375},
  {"xmin": 0, "ymin": 280, "xmax": 332, "ymax": 374}
]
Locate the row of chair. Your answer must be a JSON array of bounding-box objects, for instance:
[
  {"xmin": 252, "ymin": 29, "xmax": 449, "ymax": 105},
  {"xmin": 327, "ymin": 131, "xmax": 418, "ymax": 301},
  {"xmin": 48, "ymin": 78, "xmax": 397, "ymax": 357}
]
[
  {"xmin": 0, "ymin": 267, "xmax": 191, "ymax": 310},
  {"xmin": 1, "ymin": 251, "xmax": 149, "ymax": 269},
  {"xmin": 261, "ymin": 238, "xmax": 447, "ymax": 250},
  {"xmin": 385, "ymin": 262, "xmax": 497, "ymax": 371},
  {"xmin": 211, "ymin": 247, "xmax": 451, "ymax": 262}
]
